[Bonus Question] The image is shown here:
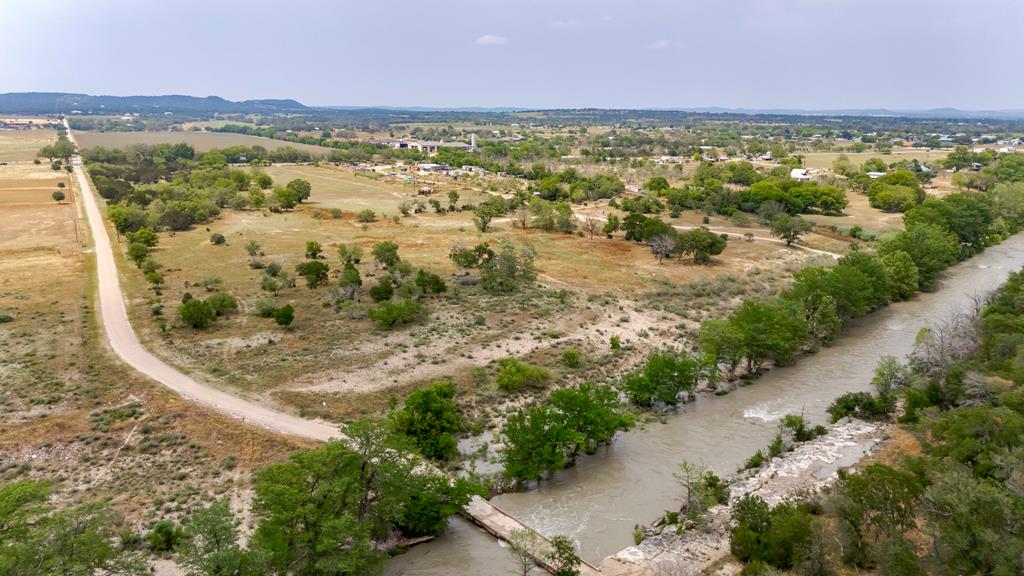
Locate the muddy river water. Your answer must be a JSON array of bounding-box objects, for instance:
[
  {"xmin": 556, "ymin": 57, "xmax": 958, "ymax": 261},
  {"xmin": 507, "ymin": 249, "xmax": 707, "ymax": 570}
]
[{"xmin": 386, "ymin": 234, "xmax": 1024, "ymax": 575}]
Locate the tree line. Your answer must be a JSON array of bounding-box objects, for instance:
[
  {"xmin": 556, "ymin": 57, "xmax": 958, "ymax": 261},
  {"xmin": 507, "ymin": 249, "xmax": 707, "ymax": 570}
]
[{"xmin": 730, "ymin": 266, "xmax": 1024, "ymax": 575}]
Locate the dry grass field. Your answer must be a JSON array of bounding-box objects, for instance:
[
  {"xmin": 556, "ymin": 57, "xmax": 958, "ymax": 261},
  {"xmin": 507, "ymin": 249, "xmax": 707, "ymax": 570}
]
[
  {"xmin": 799, "ymin": 148, "xmax": 949, "ymax": 170},
  {"xmin": 113, "ymin": 164, "xmax": 819, "ymax": 425},
  {"xmin": 0, "ymin": 133, "xmax": 304, "ymax": 529},
  {"xmin": 73, "ymin": 130, "xmax": 334, "ymax": 155},
  {"xmin": 0, "ymin": 127, "xmax": 59, "ymax": 162},
  {"xmin": 800, "ymin": 189, "xmax": 906, "ymax": 235}
]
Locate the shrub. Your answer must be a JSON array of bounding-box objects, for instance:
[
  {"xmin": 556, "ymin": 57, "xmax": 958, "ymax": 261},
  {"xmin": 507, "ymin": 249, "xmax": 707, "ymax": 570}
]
[
  {"xmin": 495, "ymin": 357, "xmax": 551, "ymax": 392},
  {"xmin": 368, "ymin": 299, "xmax": 427, "ymax": 328},
  {"xmin": 826, "ymin": 391, "xmax": 894, "ymax": 423},
  {"xmin": 295, "ymin": 261, "xmax": 330, "ymax": 288},
  {"xmin": 177, "ymin": 299, "xmax": 215, "ymax": 329},
  {"xmin": 356, "ymin": 209, "xmax": 376, "ymax": 223},
  {"xmin": 147, "ymin": 521, "xmax": 182, "ymax": 552},
  {"xmin": 561, "ymin": 348, "xmax": 582, "ymax": 368},
  {"xmin": 273, "ymin": 304, "xmax": 294, "ymax": 327},
  {"xmin": 745, "ymin": 449, "xmax": 766, "ymax": 469},
  {"xmin": 414, "ymin": 269, "xmax": 447, "ymax": 294},
  {"xmin": 731, "ymin": 495, "xmax": 814, "ymax": 570},
  {"xmin": 255, "ymin": 300, "xmax": 276, "ymax": 318},
  {"xmin": 126, "ymin": 242, "xmax": 150, "ymax": 267},
  {"xmin": 209, "ymin": 232, "xmax": 226, "ymax": 245},
  {"xmin": 126, "ymin": 227, "xmax": 159, "ymax": 247},
  {"xmin": 369, "ymin": 278, "xmax": 394, "ymax": 302},
  {"xmin": 205, "ymin": 292, "xmax": 238, "ymax": 316}
]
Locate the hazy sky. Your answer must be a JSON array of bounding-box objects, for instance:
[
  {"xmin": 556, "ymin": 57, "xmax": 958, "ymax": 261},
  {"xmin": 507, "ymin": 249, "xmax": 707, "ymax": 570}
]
[{"xmin": 2, "ymin": 0, "xmax": 1021, "ymax": 110}]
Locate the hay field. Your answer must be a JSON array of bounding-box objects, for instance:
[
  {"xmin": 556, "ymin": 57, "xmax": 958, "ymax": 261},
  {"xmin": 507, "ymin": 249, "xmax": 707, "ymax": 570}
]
[{"xmin": 73, "ymin": 130, "xmax": 333, "ymax": 155}]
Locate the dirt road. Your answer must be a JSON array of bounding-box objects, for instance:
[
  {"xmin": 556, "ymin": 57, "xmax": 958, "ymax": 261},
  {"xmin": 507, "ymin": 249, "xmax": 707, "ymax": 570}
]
[{"xmin": 67, "ymin": 127, "xmax": 338, "ymax": 442}]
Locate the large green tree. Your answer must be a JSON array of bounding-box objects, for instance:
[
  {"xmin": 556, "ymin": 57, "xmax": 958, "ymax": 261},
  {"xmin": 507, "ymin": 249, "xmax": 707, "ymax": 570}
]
[
  {"xmin": 879, "ymin": 224, "xmax": 960, "ymax": 290},
  {"xmin": 392, "ymin": 380, "xmax": 463, "ymax": 460},
  {"xmin": 0, "ymin": 480, "xmax": 146, "ymax": 576}
]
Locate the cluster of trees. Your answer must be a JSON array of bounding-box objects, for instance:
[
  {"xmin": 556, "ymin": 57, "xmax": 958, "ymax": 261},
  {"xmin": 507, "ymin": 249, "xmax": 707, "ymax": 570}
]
[
  {"xmin": 90, "ymin": 144, "xmax": 315, "ymax": 234},
  {"xmin": 449, "ymin": 239, "xmax": 537, "ymax": 294},
  {"xmin": 37, "ymin": 134, "xmax": 77, "ymax": 162},
  {"xmin": 736, "ymin": 269, "xmax": 1024, "ymax": 576},
  {"xmin": 89, "ymin": 142, "xmax": 315, "ymax": 231},
  {"xmin": 361, "ymin": 241, "xmax": 443, "ymax": 328},
  {"xmin": 698, "ymin": 299, "xmax": 809, "ymax": 377},
  {"xmin": 177, "ymin": 291, "xmax": 238, "ymax": 329},
  {"xmin": 651, "ymin": 163, "xmax": 847, "ymax": 218},
  {"xmin": 502, "ymin": 383, "xmax": 634, "ymax": 481},
  {"xmin": 616, "ymin": 214, "xmax": 729, "ymax": 263},
  {"xmin": 209, "ymin": 123, "xmax": 566, "ymax": 170},
  {"xmin": 527, "ymin": 167, "xmax": 626, "ymax": 203},
  {"xmin": 168, "ymin": 421, "xmax": 477, "ymax": 576},
  {"xmin": 623, "ymin": 351, "xmax": 713, "ymax": 406},
  {"xmin": 864, "ymin": 170, "xmax": 926, "ymax": 212},
  {"xmin": 696, "ymin": 183, "xmax": 1022, "ymax": 379}
]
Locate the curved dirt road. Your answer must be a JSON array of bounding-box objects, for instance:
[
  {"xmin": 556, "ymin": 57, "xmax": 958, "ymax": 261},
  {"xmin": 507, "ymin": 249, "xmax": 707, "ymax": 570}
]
[{"xmin": 68, "ymin": 129, "xmax": 337, "ymax": 442}]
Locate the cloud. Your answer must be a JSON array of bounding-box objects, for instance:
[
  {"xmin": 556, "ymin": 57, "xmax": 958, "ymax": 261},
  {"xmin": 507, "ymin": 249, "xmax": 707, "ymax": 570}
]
[
  {"xmin": 549, "ymin": 19, "xmax": 581, "ymax": 28},
  {"xmin": 646, "ymin": 39, "xmax": 671, "ymax": 50},
  {"xmin": 475, "ymin": 34, "xmax": 509, "ymax": 46}
]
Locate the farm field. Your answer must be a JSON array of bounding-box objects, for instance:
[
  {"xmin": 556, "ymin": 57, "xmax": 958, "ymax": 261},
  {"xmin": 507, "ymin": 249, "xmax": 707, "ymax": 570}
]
[
  {"xmin": 0, "ymin": 132, "xmax": 303, "ymax": 533},
  {"xmin": 0, "ymin": 163, "xmax": 78, "ymax": 250},
  {"xmin": 73, "ymin": 129, "xmax": 334, "ymax": 155},
  {"xmin": 0, "ymin": 127, "xmax": 59, "ymax": 161},
  {"xmin": 115, "ymin": 164, "xmax": 819, "ymax": 424}
]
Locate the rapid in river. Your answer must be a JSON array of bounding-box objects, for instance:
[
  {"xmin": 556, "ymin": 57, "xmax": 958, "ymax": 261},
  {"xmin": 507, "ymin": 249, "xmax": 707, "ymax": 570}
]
[{"xmin": 386, "ymin": 234, "xmax": 1024, "ymax": 575}]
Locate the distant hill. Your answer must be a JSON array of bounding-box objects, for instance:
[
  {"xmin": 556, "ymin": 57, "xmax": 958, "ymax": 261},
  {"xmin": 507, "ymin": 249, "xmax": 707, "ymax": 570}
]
[
  {"xmin": 3, "ymin": 92, "xmax": 1023, "ymax": 121},
  {"xmin": 672, "ymin": 106, "xmax": 1024, "ymax": 120},
  {"xmin": 0, "ymin": 92, "xmax": 307, "ymax": 114}
]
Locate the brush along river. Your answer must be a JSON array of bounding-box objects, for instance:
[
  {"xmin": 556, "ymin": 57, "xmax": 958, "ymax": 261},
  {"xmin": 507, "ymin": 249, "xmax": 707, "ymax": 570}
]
[{"xmin": 386, "ymin": 234, "xmax": 1024, "ymax": 575}]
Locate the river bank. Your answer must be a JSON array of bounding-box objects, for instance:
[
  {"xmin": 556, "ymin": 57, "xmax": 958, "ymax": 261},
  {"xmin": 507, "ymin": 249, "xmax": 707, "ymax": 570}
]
[
  {"xmin": 386, "ymin": 234, "xmax": 1024, "ymax": 575},
  {"xmin": 598, "ymin": 419, "xmax": 888, "ymax": 575}
]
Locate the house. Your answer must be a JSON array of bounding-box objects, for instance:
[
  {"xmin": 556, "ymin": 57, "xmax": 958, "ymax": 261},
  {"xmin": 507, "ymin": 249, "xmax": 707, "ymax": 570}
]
[
  {"xmin": 866, "ymin": 171, "xmax": 887, "ymax": 179},
  {"xmin": 999, "ymin": 146, "xmax": 1016, "ymax": 154},
  {"xmin": 418, "ymin": 186, "xmax": 435, "ymax": 196},
  {"xmin": 415, "ymin": 163, "xmax": 444, "ymax": 173},
  {"xmin": 461, "ymin": 165, "xmax": 487, "ymax": 176},
  {"xmin": 790, "ymin": 168, "xmax": 812, "ymax": 181}
]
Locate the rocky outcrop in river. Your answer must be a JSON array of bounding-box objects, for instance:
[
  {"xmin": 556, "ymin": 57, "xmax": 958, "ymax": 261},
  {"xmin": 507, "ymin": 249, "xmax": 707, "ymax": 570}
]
[{"xmin": 598, "ymin": 419, "xmax": 887, "ymax": 576}]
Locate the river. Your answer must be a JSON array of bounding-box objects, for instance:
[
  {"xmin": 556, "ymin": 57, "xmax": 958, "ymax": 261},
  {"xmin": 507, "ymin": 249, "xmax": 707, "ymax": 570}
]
[{"xmin": 385, "ymin": 234, "xmax": 1024, "ymax": 575}]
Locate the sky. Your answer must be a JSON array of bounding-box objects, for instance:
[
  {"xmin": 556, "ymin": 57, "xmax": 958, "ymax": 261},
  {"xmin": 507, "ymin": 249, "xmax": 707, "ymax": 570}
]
[{"xmin": 1, "ymin": 0, "xmax": 1022, "ymax": 110}]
